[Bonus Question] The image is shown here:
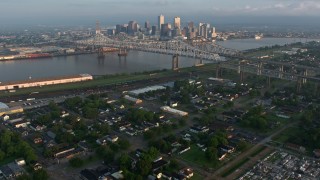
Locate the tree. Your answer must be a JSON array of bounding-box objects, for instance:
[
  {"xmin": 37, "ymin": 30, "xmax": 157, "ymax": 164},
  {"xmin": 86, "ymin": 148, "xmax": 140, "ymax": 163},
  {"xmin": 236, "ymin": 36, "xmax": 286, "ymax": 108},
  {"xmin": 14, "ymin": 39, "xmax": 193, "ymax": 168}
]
[
  {"xmin": 69, "ymin": 157, "xmax": 84, "ymax": 168},
  {"xmin": 136, "ymin": 154, "xmax": 152, "ymax": 176},
  {"xmin": 0, "ymin": 150, "xmax": 5, "ymax": 161},
  {"xmin": 33, "ymin": 169, "xmax": 49, "ymax": 180},
  {"xmin": 147, "ymin": 147, "xmax": 160, "ymax": 160},
  {"xmin": 119, "ymin": 153, "xmax": 132, "ymax": 170},
  {"xmin": 207, "ymin": 137, "xmax": 219, "ymax": 148},
  {"xmin": 237, "ymin": 140, "xmax": 249, "ymax": 152},
  {"xmin": 16, "ymin": 174, "xmax": 32, "ymax": 180},
  {"xmin": 205, "ymin": 147, "xmax": 218, "ymax": 161},
  {"xmin": 118, "ymin": 139, "xmax": 131, "ymax": 150}
]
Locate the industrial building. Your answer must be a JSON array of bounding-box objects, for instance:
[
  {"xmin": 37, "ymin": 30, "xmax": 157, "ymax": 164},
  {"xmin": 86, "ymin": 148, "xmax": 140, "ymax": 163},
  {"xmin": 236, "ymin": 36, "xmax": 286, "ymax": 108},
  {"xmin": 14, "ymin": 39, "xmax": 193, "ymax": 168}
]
[
  {"xmin": 123, "ymin": 95, "xmax": 143, "ymax": 104},
  {"xmin": 0, "ymin": 74, "xmax": 93, "ymax": 91},
  {"xmin": 160, "ymin": 106, "xmax": 188, "ymax": 116},
  {"xmin": 0, "ymin": 106, "xmax": 24, "ymax": 116},
  {"xmin": 128, "ymin": 85, "xmax": 166, "ymax": 96}
]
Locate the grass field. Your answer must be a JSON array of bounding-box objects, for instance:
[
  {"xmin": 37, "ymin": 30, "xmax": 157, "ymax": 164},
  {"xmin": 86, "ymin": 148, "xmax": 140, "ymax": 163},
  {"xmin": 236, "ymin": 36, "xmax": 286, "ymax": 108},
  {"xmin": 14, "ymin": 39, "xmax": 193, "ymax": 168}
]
[
  {"xmin": 249, "ymin": 146, "xmax": 267, "ymax": 157},
  {"xmin": 179, "ymin": 145, "xmax": 218, "ymax": 169},
  {"xmin": 221, "ymin": 157, "xmax": 250, "ymax": 177},
  {"xmin": 0, "ymin": 63, "xmax": 219, "ymax": 98},
  {"xmin": 272, "ymin": 126, "xmax": 300, "ymax": 143}
]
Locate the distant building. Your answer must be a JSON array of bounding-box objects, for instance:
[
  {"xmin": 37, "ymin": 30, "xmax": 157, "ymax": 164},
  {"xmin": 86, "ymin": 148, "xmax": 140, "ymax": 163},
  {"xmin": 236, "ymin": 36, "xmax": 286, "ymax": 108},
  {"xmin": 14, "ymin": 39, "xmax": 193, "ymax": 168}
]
[
  {"xmin": 199, "ymin": 23, "xmax": 209, "ymax": 38},
  {"xmin": 145, "ymin": 21, "xmax": 150, "ymax": 30},
  {"xmin": 161, "ymin": 23, "xmax": 172, "ymax": 37},
  {"xmin": 158, "ymin": 14, "xmax": 165, "ymax": 31},
  {"xmin": 174, "ymin": 16, "xmax": 181, "ymax": 29},
  {"xmin": 0, "ymin": 74, "xmax": 93, "ymax": 91},
  {"xmin": 128, "ymin": 21, "xmax": 138, "ymax": 35},
  {"xmin": 151, "ymin": 26, "xmax": 157, "ymax": 35}
]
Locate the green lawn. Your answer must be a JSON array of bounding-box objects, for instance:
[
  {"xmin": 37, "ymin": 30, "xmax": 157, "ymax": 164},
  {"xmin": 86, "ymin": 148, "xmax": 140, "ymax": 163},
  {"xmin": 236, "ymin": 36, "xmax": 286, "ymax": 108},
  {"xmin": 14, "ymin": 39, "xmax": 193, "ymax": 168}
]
[
  {"xmin": 249, "ymin": 146, "xmax": 266, "ymax": 157},
  {"xmin": 221, "ymin": 157, "xmax": 250, "ymax": 177},
  {"xmin": 191, "ymin": 173, "xmax": 205, "ymax": 180},
  {"xmin": 272, "ymin": 126, "xmax": 300, "ymax": 143},
  {"xmin": 178, "ymin": 145, "xmax": 218, "ymax": 169}
]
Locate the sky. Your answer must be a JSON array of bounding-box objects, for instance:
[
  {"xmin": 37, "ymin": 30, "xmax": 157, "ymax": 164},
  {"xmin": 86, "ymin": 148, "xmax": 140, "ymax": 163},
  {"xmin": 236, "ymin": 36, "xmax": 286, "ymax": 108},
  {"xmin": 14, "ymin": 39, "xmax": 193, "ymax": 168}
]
[{"xmin": 1, "ymin": 0, "xmax": 320, "ymax": 26}]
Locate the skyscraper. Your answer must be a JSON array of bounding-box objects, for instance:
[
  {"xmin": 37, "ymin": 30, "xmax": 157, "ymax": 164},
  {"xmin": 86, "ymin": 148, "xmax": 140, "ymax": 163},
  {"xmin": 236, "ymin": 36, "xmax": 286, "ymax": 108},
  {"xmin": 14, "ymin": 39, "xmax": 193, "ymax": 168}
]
[
  {"xmin": 199, "ymin": 23, "xmax": 209, "ymax": 38},
  {"xmin": 128, "ymin": 21, "xmax": 138, "ymax": 35},
  {"xmin": 145, "ymin": 21, "xmax": 150, "ymax": 30},
  {"xmin": 174, "ymin": 17, "xmax": 181, "ymax": 29},
  {"xmin": 158, "ymin": 14, "xmax": 165, "ymax": 31}
]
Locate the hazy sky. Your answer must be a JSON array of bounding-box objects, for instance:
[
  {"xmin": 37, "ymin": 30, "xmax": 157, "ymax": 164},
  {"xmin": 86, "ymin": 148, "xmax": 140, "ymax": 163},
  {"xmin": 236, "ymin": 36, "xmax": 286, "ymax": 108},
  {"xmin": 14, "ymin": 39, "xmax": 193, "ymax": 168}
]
[{"xmin": 1, "ymin": 0, "xmax": 320, "ymax": 26}]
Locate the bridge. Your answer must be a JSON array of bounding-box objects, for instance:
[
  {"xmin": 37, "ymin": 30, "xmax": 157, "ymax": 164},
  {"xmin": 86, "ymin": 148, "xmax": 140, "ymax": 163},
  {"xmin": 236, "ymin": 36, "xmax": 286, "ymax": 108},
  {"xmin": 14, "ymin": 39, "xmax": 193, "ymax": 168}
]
[
  {"xmin": 217, "ymin": 59, "xmax": 320, "ymax": 92},
  {"xmin": 76, "ymin": 33, "xmax": 242, "ymax": 62}
]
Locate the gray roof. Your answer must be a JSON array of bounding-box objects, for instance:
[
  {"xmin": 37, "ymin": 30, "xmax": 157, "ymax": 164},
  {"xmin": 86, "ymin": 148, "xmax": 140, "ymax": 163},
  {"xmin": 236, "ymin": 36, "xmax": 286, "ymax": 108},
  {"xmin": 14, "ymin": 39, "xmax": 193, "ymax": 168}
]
[{"xmin": 0, "ymin": 102, "xmax": 9, "ymax": 110}]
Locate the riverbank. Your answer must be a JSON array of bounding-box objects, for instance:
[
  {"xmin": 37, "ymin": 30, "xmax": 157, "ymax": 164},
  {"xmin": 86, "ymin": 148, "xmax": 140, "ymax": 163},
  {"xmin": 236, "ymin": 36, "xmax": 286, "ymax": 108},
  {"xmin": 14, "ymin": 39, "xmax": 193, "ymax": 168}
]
[{"xmin": 0, "ymin": 64, "xmax": 217, "ymax": 99}]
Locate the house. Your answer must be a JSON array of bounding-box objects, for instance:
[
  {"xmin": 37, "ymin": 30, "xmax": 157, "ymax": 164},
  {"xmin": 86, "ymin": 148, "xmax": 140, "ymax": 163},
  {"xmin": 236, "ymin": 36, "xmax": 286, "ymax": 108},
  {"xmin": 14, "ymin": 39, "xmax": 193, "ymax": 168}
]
[
  {"xmin": 152, "ymin": 159, "xmax": 169, "ymax": 172},
  {"xmin": 15, "ymin": 159, "xmax": 26, "ymax": 166},
  {"xmin": 218, "ymin": 150, "xmax": 228, "ymax": 161},
  {"xmin": 220, "ymin": 145, "xmax": 235, "ymax": 153},
  {"xmin": 0, "ymin": 114, "xmax": 9, "ymax": 121},
  {"xmin": 96, "ymin": 135, "xmax": 119, "ymax": 145},
  {"xmin": 111, "ymin": 170, "xmax": 124, "ymax": 180},
  {"xmin": 60, "ymin": 111, "xmax": 70, "ymax": 118},
  {"xmin": 47, "ymin": 131, "xmax": 56, "ymax": 139},
  {"xmin": 0, "ymin": 162, "xmax": 24, "ymax": 179},
  {"xmin": 33, "ymin": 137, "xmax": 43, "ymax": 144},
  {"xmin": 11, "ymin": 119, "xmax": 30, "ymax": 128},
  {"xmin": 33, "ymin": 163, "xmax": 42, "ymax": 171},
  {"xmin": 179, "ymin": 168, "xmax": 194, "ymax": 179},
  {"xmin": 29, "ymin": 123, "xmax": 46, "ymax": 131},
  {"xmin": 178, "ymin": 147, "xmax": 191, "ymax": 155},
  {"xmin": 189, "ymin": 125, "xmax": 209, "ymax": 134},
  {"xmin": 172, "ymin": 172, "xmax": 187, "ymax": 180}
]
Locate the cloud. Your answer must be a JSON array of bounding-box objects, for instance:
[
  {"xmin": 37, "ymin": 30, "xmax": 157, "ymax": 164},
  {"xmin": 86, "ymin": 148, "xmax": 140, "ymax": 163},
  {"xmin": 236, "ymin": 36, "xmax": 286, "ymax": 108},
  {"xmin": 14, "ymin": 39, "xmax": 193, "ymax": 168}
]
[{"xmin": 211, "ymin": 0, "xmax": 320, "ymax": 16}]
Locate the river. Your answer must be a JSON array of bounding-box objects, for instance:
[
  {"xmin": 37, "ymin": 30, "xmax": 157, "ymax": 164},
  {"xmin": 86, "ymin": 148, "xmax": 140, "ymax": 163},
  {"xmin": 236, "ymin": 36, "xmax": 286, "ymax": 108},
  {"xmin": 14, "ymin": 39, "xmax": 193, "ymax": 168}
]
[{"xmin": 0, "ymin": 38, "xmax": 318, "ymax": 83}]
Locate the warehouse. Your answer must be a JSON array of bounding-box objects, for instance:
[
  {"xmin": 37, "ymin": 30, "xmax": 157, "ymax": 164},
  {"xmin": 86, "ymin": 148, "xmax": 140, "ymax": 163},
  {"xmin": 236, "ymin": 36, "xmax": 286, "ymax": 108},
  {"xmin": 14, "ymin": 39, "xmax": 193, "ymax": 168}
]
[
  {"xmin": 0, "ymin": 74, "xmax": 93, "ymax": 91},
  {"xmin": 128, "ymin": 85, "xmax": 166, "ymax": 96},
  {"xmin": 160, "ymin": 106, "xmax": 188, "ymax": 117}
]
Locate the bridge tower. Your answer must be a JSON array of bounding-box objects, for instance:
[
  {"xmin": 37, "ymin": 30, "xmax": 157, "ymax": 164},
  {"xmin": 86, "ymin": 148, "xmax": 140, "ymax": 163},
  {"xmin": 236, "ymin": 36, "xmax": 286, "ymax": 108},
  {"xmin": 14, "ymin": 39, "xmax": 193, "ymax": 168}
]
[
  {"xmin": 257, "ymin": 62, "xmax": 263, "ymax": 76},
  {"xmin": 278, "ymin": 65, "xmax": 284, "ymax": 79},
  {"xmin": 216, "ymin": 64, "xmax": 222, "ymax": 78},
  {"xmin": 238, "ymin": 60, "xmax": 247, "ymax": 82},
  {"xmin": 96, "ymin": 20, "xmax": 101, "ymax": 35},
  {"xmin": 97, "ymin": 47, "xmax": 105, "ymax": 58},
  {"xmin": 118, "ymin": 49, "xmax": 128, "ymax": 57},
  {"xmin": 302, "ymin": 69, "xmax": 308, "ymax": 84},
  {"xmin": 296, "ymin": 77, "xmax": 302, "ymax": 93},
  {"xmin": 172, "ymin": 54, "xmax": 179, "ymax": 70},
  {"xmin": 267, "ymin": 76, "xmax": 271, "ymax": 88}
]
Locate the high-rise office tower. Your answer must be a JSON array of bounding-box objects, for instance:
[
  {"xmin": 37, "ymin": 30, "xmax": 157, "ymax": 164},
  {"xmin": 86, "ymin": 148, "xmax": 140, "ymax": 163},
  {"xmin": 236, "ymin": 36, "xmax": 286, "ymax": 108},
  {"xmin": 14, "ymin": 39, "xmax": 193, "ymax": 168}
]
[
  {"xmin": 158, "ymin": 14, "xmax": 165, "ymax": 31},
  {"xmin": 210, "ymin": 27, "xmax": 217, "ymax": 38},
  {"xmin": 128, "ymin": 21, "xmax": 138, "ymax": 35},
  {"xmin": 145, "ymin": 21, "xmax": 150, "ymax": 30},
  {"xmin": 174, "ymin": 17, "xmax": 181, "ymax": 29},
  {"xmin": 188, "ymin": 21, "xmax": 194, "ymax": 29},
  {"xmin": 151, "ymin": 26, "xmax": 157, "ymax": 35},
  {"xmin": 199, "ymin": 23, "xmax": 209, "ymax": 38},
  {"xmin": 96, "ymin": 20, "xmax": 101, "ymax": 35},
  {"xmin": 161, "ymin": 23, "xmax": 172, "ymax": 36}
]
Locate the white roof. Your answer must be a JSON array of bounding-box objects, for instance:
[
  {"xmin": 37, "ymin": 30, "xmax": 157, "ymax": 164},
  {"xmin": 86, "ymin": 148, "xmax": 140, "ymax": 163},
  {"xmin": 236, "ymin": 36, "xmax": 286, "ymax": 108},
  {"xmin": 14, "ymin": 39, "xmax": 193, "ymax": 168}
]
[{"xmin": 0, "ymin": 102, "xmax": 9, "ymax": 110}]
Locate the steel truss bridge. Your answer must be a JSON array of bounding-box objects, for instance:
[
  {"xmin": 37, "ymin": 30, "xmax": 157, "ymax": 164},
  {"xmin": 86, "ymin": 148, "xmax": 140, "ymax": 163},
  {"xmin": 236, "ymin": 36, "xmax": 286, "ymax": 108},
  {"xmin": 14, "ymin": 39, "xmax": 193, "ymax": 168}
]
[
  {"xmin": 76, "ymin": 34, "xmax": 242, "ymax": 62},
  {"xmin": 218, "ymin": 60, "xmax": 320, "ymax": 83}
]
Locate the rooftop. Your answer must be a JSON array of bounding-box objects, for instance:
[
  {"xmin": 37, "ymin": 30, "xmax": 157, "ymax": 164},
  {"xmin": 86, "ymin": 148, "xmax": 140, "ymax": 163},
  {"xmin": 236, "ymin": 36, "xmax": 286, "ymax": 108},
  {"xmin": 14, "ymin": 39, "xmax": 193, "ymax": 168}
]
[{"xmin": 0, "ymin": 102, "xmax": 9, "ymax": 110}]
